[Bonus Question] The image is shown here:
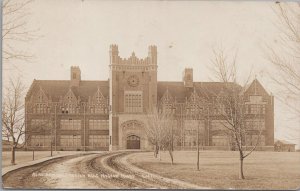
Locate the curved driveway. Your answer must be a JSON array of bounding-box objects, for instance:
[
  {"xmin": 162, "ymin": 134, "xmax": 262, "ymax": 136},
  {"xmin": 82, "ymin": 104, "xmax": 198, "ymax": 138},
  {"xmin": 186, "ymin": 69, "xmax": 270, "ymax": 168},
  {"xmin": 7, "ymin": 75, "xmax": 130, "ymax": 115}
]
[{"xmin": 2, "ymin": 151, "xmax": 201, "ymax": 189}]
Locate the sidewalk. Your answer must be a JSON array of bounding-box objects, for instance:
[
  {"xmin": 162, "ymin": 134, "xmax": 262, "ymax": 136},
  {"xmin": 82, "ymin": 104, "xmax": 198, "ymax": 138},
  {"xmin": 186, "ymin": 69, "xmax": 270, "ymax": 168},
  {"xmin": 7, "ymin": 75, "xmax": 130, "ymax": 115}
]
[{"xmin": 2, "ymin": 151, "xmax": 101, "ymax": 176}]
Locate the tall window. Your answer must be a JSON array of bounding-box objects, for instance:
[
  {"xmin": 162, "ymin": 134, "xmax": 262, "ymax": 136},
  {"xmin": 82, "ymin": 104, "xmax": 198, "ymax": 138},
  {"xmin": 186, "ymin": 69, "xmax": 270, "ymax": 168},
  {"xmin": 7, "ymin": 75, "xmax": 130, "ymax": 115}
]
[
  {"xmin": 124, "ymin": 91, "xmax": 143, "ymax": 113},
  {"xmin": 60, "ymin": 135, "xmax": 81, "ymax": 147},
  {"xmin": 89, "ymin": 120, "xmax": 109, "ymax": 130},
  {"xmin": 31, "ymin": 135, "xmax": 51, "ymax": 147},
  {"xmin": 61, "ymin": 119, "xmax": 81, "ymax": 130},
  {"xmin": 89, "ymin": 135, "xmax": 109, "ymax": 147}
]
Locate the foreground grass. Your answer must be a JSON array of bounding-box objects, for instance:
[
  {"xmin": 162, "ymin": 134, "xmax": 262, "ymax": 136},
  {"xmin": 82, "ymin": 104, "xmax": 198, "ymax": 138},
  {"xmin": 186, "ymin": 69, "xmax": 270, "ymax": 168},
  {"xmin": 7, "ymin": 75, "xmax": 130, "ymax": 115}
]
[
  {"xmin": 1, "ymin": 151, "xmax": 85, "ymax": 167},
  {"xmin": 128, "ymin": 151, "xmax": 300, "ymax": 190}
]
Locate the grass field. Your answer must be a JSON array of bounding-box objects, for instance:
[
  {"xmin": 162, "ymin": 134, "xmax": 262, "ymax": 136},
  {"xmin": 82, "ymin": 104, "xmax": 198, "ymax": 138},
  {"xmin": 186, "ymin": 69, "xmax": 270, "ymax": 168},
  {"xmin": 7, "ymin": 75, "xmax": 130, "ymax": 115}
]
[
  {"xmin": 128, "ymin": 151, "xmax": 300, "ymax": 190},
  {"xmin": 1, "ymin": 151, "xmax": 82, "ymax": 168}
]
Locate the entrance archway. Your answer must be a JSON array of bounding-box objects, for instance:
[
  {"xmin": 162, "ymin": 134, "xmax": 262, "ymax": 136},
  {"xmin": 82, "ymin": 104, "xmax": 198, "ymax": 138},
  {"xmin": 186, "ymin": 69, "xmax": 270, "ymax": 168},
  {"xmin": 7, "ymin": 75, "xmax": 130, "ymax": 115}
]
[{"xmin": 126, "ymin": 135, "xmax": 140, "ymax": 149}]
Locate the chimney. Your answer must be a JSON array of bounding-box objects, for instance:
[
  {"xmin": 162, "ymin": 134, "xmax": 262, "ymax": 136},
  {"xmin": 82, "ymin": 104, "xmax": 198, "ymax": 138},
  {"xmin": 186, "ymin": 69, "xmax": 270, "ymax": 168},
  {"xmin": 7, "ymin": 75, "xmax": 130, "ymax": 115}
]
[
  {"xmin": 70, "ymin": 66, "xmax": 81, "ymax": 87},
  {"xmin": 183, "ymin": 68, "xmax": 193, "ymax": 88}
]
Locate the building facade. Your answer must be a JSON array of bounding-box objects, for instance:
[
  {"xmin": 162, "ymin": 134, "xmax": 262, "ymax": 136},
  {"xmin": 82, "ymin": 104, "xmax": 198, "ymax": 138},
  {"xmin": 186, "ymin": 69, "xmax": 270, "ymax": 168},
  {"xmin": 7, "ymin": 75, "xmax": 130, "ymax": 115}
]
[{"xmin": 25, "ymin": 45, "xmax": 274, "ymax": 151}]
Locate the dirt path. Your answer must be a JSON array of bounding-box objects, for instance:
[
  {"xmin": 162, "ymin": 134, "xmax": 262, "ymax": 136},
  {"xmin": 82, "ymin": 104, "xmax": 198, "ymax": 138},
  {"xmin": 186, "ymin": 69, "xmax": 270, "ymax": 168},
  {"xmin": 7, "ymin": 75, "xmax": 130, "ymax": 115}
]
[{"xmin": 2, "ymin": 151, "xmax": 203, "ymax": 189}]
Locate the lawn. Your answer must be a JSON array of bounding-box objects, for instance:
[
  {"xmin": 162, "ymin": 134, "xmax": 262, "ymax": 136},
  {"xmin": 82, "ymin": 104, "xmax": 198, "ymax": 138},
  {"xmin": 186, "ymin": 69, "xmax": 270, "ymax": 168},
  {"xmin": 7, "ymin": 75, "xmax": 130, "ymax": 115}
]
[
  {"xmin": 1, "ymin": 151, "xmax": 83, "ymax": 168},
  {"xmin": 128, "ymin": 150, "xmax": 300, "ymax": 190}
]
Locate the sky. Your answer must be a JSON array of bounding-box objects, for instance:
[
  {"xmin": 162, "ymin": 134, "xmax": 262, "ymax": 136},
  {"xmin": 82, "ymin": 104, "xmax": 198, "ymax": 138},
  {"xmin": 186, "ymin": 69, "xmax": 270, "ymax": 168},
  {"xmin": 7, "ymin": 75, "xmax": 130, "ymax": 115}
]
[{"xmin": 3, "ymin": 0, "xmax": 300, "ymax": 148}]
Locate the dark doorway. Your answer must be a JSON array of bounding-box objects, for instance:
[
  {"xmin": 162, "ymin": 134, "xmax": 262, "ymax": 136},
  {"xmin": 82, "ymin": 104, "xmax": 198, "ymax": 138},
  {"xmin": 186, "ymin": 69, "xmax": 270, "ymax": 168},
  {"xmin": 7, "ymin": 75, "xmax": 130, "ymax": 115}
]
[{"xmin": 127, "ymin": 135, "xmax": 140, "ymax": 149}]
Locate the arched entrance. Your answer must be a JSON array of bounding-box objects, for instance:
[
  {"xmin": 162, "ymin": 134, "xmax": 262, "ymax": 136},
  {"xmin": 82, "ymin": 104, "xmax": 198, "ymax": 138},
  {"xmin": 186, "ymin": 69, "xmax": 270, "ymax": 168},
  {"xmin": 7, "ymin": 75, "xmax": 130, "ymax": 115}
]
[{"xmin": 126, "ymin": 135, "xmax": 140, "ymax": 149}]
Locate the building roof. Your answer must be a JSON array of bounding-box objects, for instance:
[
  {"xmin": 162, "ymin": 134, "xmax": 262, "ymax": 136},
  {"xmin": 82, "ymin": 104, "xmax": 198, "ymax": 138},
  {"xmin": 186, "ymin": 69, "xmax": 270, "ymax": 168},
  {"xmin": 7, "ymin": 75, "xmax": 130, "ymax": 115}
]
[
  {"xmin": 157, "ymin": 81, "xmax": 241, "ymax": 102},
  {"xmin": 26, "ymin": 79, "xmax": 244, "ymax": 104},
  {"xmin": 26, "ymin": 80, "xmax": 109, "ymax": 102}
]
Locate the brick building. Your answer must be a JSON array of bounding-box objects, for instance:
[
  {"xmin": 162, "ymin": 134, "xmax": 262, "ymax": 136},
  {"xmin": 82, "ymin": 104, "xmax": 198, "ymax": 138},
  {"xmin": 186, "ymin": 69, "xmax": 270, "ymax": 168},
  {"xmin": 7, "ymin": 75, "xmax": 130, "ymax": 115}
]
[{"xmin": 25, "ymin": 45, "xmax": 274, "ymax": 151}]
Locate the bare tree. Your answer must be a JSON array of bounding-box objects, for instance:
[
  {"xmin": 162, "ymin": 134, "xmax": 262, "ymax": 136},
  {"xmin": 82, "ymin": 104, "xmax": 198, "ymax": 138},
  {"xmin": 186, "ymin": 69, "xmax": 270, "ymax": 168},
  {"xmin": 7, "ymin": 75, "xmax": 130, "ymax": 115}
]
[
  {"xmin": 2, "ymin": 0, "xmax": 38, "ymax": 69},
  {"xmin": 185, "ymin": 88, "xmax": 206, "ymax": 171},
  {"xmin": 209, "ymin": 47, "xmax": 264, "ymax": 179},
  {"xmin": 145, "ymin": 107, "xmax": 175, "ymax": 164},
  {"xmin": 2, "ymin": 78, "xmax": 27, "ymax": 165},
  {"xmin": 265, "ymin": 2, "xmax": 300, "ymax": 116}
]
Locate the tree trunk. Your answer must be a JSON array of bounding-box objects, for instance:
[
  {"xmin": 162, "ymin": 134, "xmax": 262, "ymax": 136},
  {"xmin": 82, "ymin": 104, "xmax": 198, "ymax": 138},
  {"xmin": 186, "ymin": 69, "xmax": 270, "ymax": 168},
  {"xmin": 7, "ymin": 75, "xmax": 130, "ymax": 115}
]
[
  {"xmin": 11, "ymin": 146, "xmax": 16, "ymax": 165},
  {"xmin": 168, "ymin": 149, "xmax": 174, "ymax": 165},
  {"xmin": 239, "ymin": 157, "xmax": 245, "ymax": 179},
  {"xmin": 159, "ymin": 145, "xmax": 161, "ymax": 161},
  {"xmin": 154, "ymin": 143, "xmax": 158, "ymax": 158},
  {"xmin": 197, "ymin": 145, "xmax": 200, "ymax": 171}
]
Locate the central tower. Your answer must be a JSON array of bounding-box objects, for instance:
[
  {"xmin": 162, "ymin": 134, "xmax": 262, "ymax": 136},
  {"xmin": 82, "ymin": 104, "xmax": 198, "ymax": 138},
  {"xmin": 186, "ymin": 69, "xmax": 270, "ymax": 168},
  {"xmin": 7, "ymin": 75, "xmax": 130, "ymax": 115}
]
[{"xmin": 109, "ymin": 45, "xmax": 158, "ymax": 150}]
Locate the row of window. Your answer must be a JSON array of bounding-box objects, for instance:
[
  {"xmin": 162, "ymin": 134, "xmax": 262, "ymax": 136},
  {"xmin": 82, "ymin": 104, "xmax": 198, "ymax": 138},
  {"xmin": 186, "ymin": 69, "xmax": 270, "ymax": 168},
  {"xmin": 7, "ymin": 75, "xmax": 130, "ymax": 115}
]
[
  {"xmin": 160, "ymin": 105, "xmax": 266, "ymax": 116},
  {"xmin": 210, "ymin": 120, "xmax": 265, "ymax": 131},
  {"xmin": 33, "ymin": 104, "xmax": 50, "ymax": 114},
  {"xmin": 31, "ymin": 135, "xmax": 52, "ymax": 146},
  {"xmin": 61, "ymin": 120, "xmax": 81, "ymax": 130},
  {"xmin": 245, "ymin": 104, "xmax": 266, "ymax": 114},
  {"xmin": 89, "ymin": 120, "xmax": 109, "ymax": 130},
  {"xmin": 90, "ymin": 105, "xmax": 108, "ymax": 114},
  {"xmin": 31, "ymin": 104, "xmax": 108, "ymax": 114},
  {"xmin": 31, "ymin": 119, "xmax": 109, "ymax": 130},
  {"xmin": 31, "ymin": 119, "xmax": 51, "ymax": 129},
  {"xmin": 210, "ymin": 135, "xmax": 266, "ymax": 146},
  {"xmin": 30, "ymin": 135, "xmax": 109, "ymax": 147}
]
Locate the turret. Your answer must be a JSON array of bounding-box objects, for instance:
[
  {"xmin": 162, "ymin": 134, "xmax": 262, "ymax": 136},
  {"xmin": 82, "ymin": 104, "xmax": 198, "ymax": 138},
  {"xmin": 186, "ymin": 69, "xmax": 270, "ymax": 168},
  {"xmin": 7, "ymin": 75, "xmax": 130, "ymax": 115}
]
[
  {"xmin": 110, "ymin": 44, "xmax": 119, "ymax": 64},
  {"xmin": 148, "ymin": 45, "xmax": 157, "ymax": 65}
]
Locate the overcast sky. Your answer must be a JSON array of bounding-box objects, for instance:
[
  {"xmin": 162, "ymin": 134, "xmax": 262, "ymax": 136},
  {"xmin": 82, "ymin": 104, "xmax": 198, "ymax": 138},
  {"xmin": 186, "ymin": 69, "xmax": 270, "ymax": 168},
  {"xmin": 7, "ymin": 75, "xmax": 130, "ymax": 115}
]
[{"xmin": 3, "ymin": 0, "xmax": 300, "ymax": 148}]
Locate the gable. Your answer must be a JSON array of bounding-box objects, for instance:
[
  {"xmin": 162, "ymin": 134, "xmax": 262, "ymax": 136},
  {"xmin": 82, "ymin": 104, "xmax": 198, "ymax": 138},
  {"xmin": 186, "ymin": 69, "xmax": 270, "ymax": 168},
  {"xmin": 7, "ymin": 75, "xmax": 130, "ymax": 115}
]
[
  {"xmin": 63, "ymin": 89, "xmax": 78, "ymax": 103},
  {"xmin": 30, "ymin": 86, "xmax": 49, "ymax": 103},
  {"xmin": 244, "ymin": 79, "xmax": 269, "ymax": 97}
]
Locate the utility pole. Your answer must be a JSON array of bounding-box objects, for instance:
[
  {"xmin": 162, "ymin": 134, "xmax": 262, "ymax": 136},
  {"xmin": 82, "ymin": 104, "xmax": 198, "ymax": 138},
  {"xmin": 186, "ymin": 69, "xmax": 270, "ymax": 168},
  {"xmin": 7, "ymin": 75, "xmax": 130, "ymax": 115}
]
[
  {"xmin": 83, "ymin": 103, "xmax": 86, "ymax": 151},
  {"xmin": 197, "ymin": 121, "xmax": 199, "ymax": 171},
  {"xmin": 54, "ymin": 104, "xmax": 57, "ymax": 151}
]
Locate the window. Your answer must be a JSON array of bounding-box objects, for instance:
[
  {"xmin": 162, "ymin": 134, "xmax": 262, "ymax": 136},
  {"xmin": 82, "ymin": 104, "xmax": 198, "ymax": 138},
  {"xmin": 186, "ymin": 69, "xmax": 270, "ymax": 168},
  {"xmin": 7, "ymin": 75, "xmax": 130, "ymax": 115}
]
[
  {"xmin": 34, "ymin": 104, "xmax": 49, "ymax": 114},
  {"xmin": 31, "ymin": 135, "xmax": 51, "ymax": 147},
  {"xmin": 245, "ymin": 119, "xmax": 265, "ymax": 130},
  {"xmin": 124, "ymin": 91, "xmax": 143, "ymax": 113},
  {"xmin": 89, "ymin": 135, "xmax": 109, "ymax": 147},
  {"xmin": 31, "ymin": 119, "xmax": 51, "ymax": 130},
  {"xmin": 163, "ymin": 104, "xmax": 173, "ymax": 114},
  {"xmin": 61, "ymin": 104, "xmax": 78, "ymax": 114},
  {"xmin": 89, "ymin": 120, "xmax": 109, "ymax": 130},
  {"xmin": 60, "ymin": 119, "xmax": 81, "ymax": 130},
  {"xmin": 60, "ymin": 135, "xmax": 81, "ymax": 147},
  {"xmin": 250, "ymin": 105, "xmax": 259, "ymax": 114},
  {"xmin": 90, "ymin": 104, "xmax": 106, "ymax": 114}
]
